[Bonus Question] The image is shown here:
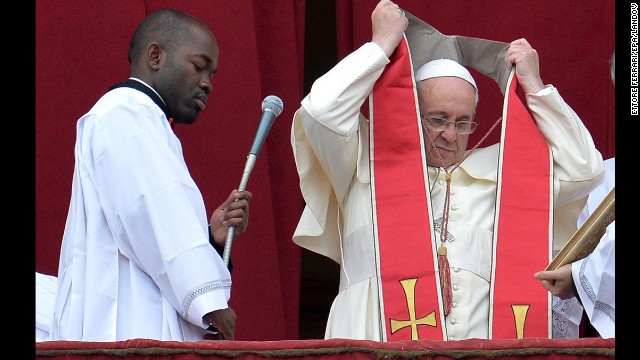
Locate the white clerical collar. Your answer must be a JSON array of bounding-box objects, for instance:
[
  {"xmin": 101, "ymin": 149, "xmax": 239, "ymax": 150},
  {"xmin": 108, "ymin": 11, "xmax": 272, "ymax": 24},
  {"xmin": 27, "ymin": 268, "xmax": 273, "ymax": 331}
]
[{"xmin": 128, "ymin": 77, "xmax": 167, "ymax": 107}]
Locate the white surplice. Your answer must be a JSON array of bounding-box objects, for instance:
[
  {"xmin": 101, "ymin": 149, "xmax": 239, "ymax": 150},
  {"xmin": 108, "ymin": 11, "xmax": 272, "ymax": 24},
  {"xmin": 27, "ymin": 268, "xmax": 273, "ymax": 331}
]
[
  {"xmin": 573, "ymin": 158, "xmax": 615, "ymax": 338},
  {"xmin": 48, "ymin": 80, "xmax": 231, "ymax": 341},
  {"xmin": 552, "ymin": 158, "xmax": 615, "ymax": 339},
  {"xmin": 36, "ymin": 272, "xmax": 57, "ymax": 341}
]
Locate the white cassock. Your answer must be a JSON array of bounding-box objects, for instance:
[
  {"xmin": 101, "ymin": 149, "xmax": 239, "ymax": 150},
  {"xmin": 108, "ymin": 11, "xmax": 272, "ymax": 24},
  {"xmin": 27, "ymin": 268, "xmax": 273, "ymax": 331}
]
[
  {"xmin": 47, "ymin": 79, "xmax": 231, "ymax": 341},
  {"xmin": 553, "ymin": 158, "xmax": 614, "ymax": 339},
  {"xmin": 36, "ymin": 272, "xmax": 57, "ymax": 341},
  {"xmin": 574, "ymin": 157, "xmax": 615, "ymax": 338},
  {"xmin": 553, "ymin": 158, "xmax": 615, "ymax": 339},
  {"xmin": 291, "ymin": 42, "xmax": 604, "ymax": 341}
]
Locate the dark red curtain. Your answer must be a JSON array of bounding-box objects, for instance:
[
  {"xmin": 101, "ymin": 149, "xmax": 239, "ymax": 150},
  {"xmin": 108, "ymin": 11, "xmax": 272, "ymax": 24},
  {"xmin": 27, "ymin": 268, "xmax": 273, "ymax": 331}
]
[
  {"xmin": 336, "ymin": 0, "xmax": 615, "ymax": 158},
  {"xmin": 35, "ymin": 0, "xmax": 306, "ymax": 341}
]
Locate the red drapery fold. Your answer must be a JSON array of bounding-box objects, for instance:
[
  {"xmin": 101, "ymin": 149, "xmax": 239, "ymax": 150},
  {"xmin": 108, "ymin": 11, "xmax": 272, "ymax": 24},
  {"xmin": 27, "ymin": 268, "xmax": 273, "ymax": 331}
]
[{"xmin": 35, "ymin": 337, "xmax": 616, "ymax": 360}]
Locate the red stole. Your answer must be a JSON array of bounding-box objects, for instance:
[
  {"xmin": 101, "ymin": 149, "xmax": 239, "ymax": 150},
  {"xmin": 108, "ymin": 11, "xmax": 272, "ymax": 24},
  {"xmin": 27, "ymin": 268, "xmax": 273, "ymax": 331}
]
[
  {"xmin": 490, "ymin": 62, "xmax": 553, "ymax": 339},
  {"xmin": 370, "ymin": 36, "xmax": 552, "ymax": 341}
]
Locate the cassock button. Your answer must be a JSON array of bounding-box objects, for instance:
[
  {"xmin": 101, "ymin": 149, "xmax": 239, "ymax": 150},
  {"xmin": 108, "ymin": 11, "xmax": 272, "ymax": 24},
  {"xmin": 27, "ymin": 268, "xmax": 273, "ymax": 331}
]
[
  {"xmin": 451, "ymin": 205, "xmax": 458, "ymax": 211},
  {"xmin": 452, "ymin": 302, "xmax": 458, "ymax": 308},
  {"xmin": 438, "ymin": 179, "xmax": 444, "ymax": 185},
  {"xmin": 453, "ymin": 267, "xmax": 460, "ymax": 273},
  {"xmin": 450, "ymin": 318, "xmax": 458, "ymax": 325},
  {"xmin": 452, "ymin": 284, "xmax": 460, "ymax": 291}
]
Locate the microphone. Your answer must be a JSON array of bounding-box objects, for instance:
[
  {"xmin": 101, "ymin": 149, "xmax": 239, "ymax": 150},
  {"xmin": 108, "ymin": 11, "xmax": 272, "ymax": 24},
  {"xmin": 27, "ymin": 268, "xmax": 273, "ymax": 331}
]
[{"xmin": 222, "ymin": 95, "xmax": 284, "ymax": 266}]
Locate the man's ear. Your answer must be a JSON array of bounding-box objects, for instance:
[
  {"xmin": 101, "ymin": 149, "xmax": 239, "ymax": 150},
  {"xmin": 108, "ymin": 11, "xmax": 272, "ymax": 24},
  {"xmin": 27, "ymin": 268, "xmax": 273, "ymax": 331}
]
[{"xmin": 146, "ymin": 42, "xmax": 164, "ymax": 70}]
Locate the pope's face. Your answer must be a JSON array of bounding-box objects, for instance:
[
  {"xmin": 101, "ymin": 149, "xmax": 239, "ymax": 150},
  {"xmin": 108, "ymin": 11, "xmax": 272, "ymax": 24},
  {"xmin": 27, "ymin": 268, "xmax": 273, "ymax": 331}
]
[{"xmin": 417, "ymin": 77, "xmax": 477, "ymax": 168}]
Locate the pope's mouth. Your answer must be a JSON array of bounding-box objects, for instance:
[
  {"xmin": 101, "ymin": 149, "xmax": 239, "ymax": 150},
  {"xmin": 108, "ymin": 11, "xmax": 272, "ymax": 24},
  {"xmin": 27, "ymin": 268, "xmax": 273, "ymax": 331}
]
[{"xmin": 434, "ymin": 146, "xmax": 453, "ymax": 153}]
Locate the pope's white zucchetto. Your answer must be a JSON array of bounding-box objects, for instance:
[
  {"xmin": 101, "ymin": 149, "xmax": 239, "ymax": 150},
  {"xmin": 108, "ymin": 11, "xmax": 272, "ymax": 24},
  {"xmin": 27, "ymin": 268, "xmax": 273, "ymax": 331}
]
[{"xmin": 415, "ymin": 58, "xmax": 478, "ymax": 94}]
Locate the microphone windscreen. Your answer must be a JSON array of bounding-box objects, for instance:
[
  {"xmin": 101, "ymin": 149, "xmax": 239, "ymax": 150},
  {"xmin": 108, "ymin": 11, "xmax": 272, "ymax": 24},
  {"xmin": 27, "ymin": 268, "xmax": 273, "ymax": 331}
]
[{"xmin": 262, "ymin": 95, "xmax": 284, "ymax": 117}]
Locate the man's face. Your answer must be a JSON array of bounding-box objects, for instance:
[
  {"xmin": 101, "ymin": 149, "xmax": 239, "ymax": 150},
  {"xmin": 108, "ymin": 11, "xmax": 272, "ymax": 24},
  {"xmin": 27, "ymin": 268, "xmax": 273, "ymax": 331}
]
[
  {"xmin": 158, "ymin": 24, "xmax": 219, "ymax": 124},
  {"xmin": 418, "ymin": 77, "xmax": 477, "ymax": 168}
]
